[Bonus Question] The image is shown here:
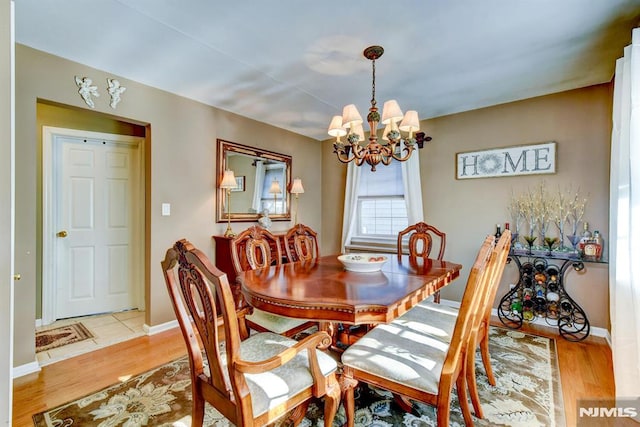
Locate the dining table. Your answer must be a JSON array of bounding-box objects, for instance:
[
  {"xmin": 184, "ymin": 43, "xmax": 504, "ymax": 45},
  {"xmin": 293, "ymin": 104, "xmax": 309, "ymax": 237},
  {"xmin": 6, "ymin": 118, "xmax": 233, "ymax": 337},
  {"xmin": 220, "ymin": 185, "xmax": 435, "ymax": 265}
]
[{"xmin": 236, "ymin": 253, "xmax": 463, "ymax": 348}]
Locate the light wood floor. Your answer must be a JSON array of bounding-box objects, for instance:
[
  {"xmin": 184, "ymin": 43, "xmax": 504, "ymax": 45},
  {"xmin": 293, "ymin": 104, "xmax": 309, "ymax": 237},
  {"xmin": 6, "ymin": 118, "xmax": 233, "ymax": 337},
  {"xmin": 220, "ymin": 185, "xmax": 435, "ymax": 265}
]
[{"xmin": 13, "ymin": 319, "xmax": 614, "ymax": 426}]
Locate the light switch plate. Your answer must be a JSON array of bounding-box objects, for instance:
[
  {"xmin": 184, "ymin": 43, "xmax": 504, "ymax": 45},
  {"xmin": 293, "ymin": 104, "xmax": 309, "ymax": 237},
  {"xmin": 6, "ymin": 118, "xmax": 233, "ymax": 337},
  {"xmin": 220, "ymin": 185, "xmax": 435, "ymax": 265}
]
[{"xmin": 161, "ymin": 203, "xmax": 171, "ymax": 216}]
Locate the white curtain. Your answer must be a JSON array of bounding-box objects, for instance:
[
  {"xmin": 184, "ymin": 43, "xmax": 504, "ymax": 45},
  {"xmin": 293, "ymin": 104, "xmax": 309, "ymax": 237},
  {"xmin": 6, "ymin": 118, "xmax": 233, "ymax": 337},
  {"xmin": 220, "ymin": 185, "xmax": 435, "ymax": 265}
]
[
  {"xmin": 609, "ymin": 27, "xmax": 640, "ymax": 405},
  {"xmin": 251, "ymin": 160, "xmax": 265, "ymax": 213},
  {"xmin": 340, "ymin": 162, "xmax": 361, "ymax": 252},
  {"xmin": 401, "ymin": 152, "xmax": 425, "ymax": 224}
]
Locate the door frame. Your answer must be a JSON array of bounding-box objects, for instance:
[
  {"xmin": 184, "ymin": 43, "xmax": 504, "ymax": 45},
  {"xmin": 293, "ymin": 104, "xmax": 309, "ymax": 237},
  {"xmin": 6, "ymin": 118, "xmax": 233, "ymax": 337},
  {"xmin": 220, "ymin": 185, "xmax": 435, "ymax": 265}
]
[{"xmin": 42, "ymin": 126, "xmax": 145, "ymax": 325}]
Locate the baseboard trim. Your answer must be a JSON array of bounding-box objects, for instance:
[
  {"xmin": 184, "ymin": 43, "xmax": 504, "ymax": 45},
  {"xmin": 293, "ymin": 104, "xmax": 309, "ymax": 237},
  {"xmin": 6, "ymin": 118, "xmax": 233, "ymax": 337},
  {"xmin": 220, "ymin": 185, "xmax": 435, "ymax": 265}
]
[
  {"xmin": 13, "ymin": 360, "xmax": 41, "ymax": 379},
  {"xmin": 440, "ymin": 298, "xmax": 611, "ymax": 344},
  {"xmin": 143, "ymin": 319, "xmax": 178, "ymax": 335}
]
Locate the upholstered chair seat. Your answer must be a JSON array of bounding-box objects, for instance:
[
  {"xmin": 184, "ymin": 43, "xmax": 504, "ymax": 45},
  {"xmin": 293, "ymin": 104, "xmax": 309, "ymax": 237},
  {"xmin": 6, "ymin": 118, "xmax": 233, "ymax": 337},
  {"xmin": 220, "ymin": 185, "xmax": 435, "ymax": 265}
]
[
  {"xmin": 245, "ymin": 310, "xmax": 311, "ymax": 336},
  {"xmin": 341, "ymin": 321, "xmax": 451, "ymax": 396},
  {"xmin": 220, "ymin": 332, "xmax": 338, "ymax": 417},
  {"xmin": 393, "ymin": 302, "xmax": 458, "ymax": 341}
]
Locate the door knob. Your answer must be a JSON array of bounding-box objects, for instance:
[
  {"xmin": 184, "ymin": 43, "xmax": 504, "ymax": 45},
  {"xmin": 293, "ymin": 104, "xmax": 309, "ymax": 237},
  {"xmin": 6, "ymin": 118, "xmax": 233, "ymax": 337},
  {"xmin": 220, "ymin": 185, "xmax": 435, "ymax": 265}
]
[
  {"xmin": 13, "ymin": 274, "xmax": 21, "ymax": 281},
  {"xmin": 57, "ymin": 230, "xmax": 68, "ymax": 238}
]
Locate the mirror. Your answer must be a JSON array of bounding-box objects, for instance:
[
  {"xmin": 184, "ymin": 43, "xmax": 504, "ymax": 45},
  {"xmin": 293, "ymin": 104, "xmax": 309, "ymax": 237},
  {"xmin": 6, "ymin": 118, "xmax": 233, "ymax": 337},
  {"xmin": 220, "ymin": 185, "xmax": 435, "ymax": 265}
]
[{"xmin": 216, "ymin": 139, "xmax": 292, "ymax": 223}]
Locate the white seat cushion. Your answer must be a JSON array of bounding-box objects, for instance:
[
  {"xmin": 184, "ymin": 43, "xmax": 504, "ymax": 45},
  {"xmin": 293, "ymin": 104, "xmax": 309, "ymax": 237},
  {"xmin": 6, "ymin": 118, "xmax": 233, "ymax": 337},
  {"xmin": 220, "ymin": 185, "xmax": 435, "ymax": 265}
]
[
  {"xmin": 221, "ymin": 332, "xmax": 337, "ymax": 417},
  {"xmin": 247, "ymin": 309, "xmax": 310, "ymax": 335},
  {"xmin": 341, "ymin": 321, "xmax": 450, "ymax": 395},
  {"xmin": 392, "ymin": 301, "xmax": 458, "ymax": 343}
]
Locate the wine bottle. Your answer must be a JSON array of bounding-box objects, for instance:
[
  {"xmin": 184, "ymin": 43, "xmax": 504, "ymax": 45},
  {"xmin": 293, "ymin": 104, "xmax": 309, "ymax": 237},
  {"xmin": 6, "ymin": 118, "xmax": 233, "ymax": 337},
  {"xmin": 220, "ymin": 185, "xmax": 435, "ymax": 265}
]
[
  {"xmin": 495, "ymin": 223, "xmax": 502, "ymax": 242},
  {"xmin": 579, "ymin": 222, "xmax": 592, "ymax": 251},
  {"xmin": 591, "ymin": 230, "xmax": 604, "ymax": 260}
]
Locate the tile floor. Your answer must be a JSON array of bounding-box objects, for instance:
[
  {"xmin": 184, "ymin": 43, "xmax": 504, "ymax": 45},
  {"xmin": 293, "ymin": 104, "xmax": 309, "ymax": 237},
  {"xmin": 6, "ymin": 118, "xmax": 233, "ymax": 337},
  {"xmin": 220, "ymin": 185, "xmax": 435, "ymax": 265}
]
[{"xmin": 35, "ymin": 310, "xmax": 146, "ymax": 366}]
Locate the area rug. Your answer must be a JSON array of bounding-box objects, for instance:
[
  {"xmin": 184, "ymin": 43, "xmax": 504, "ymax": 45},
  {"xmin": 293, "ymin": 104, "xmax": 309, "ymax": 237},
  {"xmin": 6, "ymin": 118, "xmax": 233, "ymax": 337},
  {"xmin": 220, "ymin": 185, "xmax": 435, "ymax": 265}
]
[
  {"xmin": 32, "ymin": 327, "xmax": 565, "ymax": 426},
  {"xmin": 35, "ymin": 322, "xmax": 94, "ymax": 353}
]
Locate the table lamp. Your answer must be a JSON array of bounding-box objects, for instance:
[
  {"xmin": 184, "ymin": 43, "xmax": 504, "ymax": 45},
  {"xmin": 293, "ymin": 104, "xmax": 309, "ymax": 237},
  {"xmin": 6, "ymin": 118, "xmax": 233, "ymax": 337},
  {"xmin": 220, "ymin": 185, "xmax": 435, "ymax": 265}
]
[
  {"xmin": 268, "ymin": 179, "xmax": 281, "ymax": 215},
  {"xmin": 290, "ymin": 178, "xmax": 304, "ymax": 224},
  {"xmin": 220, "ymin": 170, "xmax": 237, "ymax": 238}
]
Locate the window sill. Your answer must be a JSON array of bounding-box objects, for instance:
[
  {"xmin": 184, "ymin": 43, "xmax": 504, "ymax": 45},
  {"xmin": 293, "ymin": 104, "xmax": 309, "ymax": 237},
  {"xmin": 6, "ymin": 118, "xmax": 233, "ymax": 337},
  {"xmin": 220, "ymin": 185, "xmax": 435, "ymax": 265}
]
[{"xmin": 346, "ymin": 237, "xmax": 399, "ymax": 254}]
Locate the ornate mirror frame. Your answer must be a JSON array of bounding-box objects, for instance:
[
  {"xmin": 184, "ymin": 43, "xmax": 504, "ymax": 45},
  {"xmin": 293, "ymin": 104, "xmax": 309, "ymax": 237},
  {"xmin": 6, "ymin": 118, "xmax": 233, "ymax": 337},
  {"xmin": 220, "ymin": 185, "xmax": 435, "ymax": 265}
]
[{"xmin": 216, "ymin": 138, "xmax": 292, "ymax": 223}]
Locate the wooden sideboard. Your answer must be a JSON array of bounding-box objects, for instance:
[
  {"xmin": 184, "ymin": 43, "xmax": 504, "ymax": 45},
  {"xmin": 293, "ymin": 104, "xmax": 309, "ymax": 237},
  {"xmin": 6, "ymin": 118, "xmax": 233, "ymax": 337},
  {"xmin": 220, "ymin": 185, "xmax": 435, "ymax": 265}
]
[{"xmin": 212, "ymin": 235, "xmax": 238, "ymax": 284}]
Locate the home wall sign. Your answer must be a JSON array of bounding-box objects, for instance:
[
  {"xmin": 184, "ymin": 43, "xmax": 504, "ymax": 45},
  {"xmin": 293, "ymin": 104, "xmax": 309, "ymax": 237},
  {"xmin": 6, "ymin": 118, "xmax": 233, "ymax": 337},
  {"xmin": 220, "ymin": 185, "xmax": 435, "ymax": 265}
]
[{"xmin": 456, "ymin": 141, "xmax": 556, "ymax": 179}]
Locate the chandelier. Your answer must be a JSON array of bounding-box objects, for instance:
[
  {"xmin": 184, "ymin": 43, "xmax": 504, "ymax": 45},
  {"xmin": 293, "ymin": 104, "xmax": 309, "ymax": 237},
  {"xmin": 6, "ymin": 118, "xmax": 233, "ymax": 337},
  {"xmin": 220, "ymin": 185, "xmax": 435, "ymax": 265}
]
[{"xmin": 328, "ymin": 45, "xmax": 424, "ymax": 171}]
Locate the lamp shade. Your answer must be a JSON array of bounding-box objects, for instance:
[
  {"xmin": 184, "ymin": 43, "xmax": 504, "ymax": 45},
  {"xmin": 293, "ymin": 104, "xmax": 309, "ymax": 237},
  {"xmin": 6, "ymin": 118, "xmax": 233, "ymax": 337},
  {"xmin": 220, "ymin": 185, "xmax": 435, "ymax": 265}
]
[
  {"xmin": 268, "ymin": 179, "xmax": 282, "ymax": 195},
  {"xmin": 328, "ymin": 115, "xmax": 347, "ymax": 137},
  {"xmin": 220, "ymin": 170, "xmax": 237, "ymax": 188},
  {"xmin": 381, "ymin": 100, "xmax": 403, "ymax": 125},
  {"xmin": 341, "ymin": 104, "xmax": 363, "ymax": 128},
  {"xmin": 399, "ymin": 110, "xmax": 420, "ymax": 133},
  {"xmin": 290, "ymin": 178, "xmax": 304, "ymax": 194}
]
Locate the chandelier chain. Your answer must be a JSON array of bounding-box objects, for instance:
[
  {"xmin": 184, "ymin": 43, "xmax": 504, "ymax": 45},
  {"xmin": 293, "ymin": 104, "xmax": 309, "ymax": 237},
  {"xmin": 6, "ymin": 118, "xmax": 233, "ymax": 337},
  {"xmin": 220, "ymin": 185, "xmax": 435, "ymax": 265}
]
[{"xmin": 371, "ymin": 58, "xmax": 377, "ymax": 107}]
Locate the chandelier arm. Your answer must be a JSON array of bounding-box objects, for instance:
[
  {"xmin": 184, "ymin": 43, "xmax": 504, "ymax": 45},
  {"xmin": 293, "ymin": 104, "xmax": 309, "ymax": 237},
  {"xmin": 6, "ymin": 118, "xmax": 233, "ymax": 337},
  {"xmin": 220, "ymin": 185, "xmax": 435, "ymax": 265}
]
[
  {"xmin": 350, "ymin": 142, "xmax": 367, "ymax": 160},
  {"xmin": 391, "ymin": 142, "xmax": 416, "ymax": 162},
  {"xmin": 334, "ymin": 148, "xmax": 357, "ymax": 164}
]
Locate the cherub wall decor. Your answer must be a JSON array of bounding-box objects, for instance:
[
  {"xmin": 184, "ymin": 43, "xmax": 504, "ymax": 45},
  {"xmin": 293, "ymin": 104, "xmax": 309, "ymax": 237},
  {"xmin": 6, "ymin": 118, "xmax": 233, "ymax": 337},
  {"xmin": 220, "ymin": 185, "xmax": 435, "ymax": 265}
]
[
  {"xmin": 74, "ymin": 76, "xmax": 99, "ymax": 108},
  {"xmin": 107, "ymin": 78, "xmax": 126, "ymax": 109}
]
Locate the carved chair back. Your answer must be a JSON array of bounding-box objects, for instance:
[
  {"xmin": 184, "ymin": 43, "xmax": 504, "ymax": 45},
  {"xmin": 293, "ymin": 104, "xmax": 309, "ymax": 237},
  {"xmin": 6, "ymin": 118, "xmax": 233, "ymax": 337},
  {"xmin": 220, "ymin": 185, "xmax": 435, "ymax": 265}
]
[
  {"xmin": 161, "ymin": 239, "xmax": 245, "ymax": 425},
  {"xmin": 284, "ymin": 224, "xmax": 320, "ymax": 262},
  {"xmin": 397, "ymin": 221, "xmax": 446, "ymax": 260},
  {"xmin": 230, "ymin": 225, "xmax": 283, "ymax": 274}
]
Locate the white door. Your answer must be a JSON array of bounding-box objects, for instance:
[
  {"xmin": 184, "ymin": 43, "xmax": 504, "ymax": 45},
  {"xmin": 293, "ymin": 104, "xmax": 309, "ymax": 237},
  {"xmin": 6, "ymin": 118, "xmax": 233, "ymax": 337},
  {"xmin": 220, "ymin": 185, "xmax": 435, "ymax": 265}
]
[{"xmin": 43, "ymin": 128, "xmax": 144, "ymax": 321}]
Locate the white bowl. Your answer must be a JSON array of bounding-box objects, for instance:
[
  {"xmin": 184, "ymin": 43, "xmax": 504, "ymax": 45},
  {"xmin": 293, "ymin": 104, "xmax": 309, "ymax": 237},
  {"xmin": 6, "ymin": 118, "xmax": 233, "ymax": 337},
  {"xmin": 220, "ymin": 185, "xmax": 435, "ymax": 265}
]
[{"xmin": 337, "ymin": 253, "xmax": 389, "ymax": 273}]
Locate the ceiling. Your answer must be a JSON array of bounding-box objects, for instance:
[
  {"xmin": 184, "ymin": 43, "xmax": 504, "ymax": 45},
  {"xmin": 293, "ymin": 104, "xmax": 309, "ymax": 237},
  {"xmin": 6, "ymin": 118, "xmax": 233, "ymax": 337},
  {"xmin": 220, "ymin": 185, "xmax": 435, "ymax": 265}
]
[{"xmin": 15, "ymin": 1, "xmax": 640, "ymax": 140}]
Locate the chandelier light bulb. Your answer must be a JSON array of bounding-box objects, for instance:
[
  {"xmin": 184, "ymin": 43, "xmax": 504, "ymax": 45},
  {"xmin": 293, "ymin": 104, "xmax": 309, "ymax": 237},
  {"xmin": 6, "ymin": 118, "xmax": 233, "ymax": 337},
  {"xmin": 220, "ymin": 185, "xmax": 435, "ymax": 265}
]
[{"xmin": 328, "ymin": 115, "xmax": 347, "ymax": 138}]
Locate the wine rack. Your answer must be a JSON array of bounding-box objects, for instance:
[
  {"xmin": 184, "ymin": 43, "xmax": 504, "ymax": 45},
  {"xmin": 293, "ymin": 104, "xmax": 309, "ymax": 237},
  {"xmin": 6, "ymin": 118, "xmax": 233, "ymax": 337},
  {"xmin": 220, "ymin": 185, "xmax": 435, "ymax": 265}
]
[{"xmin": 497, "ymin": 252, "xmax": 590, "ymax": 341}]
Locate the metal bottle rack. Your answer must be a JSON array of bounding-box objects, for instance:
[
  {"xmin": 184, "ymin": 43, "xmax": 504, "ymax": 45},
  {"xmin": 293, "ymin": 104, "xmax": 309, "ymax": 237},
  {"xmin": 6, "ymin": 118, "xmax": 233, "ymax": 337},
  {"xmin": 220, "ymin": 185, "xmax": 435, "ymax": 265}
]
[{"xmin": 497, "ymin": 251, "xmax": 591, "ymax": 341}]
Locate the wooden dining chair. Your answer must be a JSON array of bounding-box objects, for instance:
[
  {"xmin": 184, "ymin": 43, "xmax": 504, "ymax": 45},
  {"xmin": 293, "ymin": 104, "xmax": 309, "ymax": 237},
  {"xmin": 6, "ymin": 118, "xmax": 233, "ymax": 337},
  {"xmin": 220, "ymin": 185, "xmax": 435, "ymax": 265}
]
[
  {"xmin": 161, "ymin": 239, "xmax": 341, "ymax": 427},
  {"xmin": 397, "ymin": 221, "xmax": 447, "ymax": 302},
  {"xmin": 284, "ymin": 223, "xmax": 319, "ymax": 262},
  {"xmin": 392, "ymin": 230, "xmax": 512, "ymax": 419},
  {"xmin": 341, "ymin": 235, "xmax": 496, "ymax": 427},
  {"xmin": 231, "ymin": 225, "xmax": 316, "ymax": 337}
]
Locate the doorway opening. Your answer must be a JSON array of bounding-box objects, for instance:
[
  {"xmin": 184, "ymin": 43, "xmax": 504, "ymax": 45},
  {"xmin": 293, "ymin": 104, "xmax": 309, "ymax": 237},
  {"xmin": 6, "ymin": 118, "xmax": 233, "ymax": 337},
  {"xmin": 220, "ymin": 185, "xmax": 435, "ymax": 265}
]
[{"xmin": 41, "ymin": 126, "xmax": 145, "ymax": 325}]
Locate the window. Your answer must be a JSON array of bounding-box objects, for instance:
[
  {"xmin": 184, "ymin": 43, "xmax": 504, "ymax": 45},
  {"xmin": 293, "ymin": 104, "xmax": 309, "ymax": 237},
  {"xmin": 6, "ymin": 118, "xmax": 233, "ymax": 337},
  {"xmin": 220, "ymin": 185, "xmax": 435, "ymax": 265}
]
[
  {"xmin": 355, "ymin": 160, "xmax": 408, "ymax": 238},
  {"xmin": 260, "ymin": 164, "xmax": 285, "ymax": 214},
  {"xmin": 342, "ymin": 154, "xmax": 423, "ymax": 253}
]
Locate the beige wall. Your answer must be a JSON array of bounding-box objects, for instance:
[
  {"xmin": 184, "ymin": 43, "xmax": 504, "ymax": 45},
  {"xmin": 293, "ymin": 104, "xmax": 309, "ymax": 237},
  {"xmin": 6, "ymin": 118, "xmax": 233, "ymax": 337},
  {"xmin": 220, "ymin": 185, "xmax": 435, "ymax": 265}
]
[
  {"xmin": 14, "ymin": 45, "xmax": 322, "ymax": 367},
  {"xmin": 322, "ymin": 84, "xmax": 612, "ymax": 330},
  {"xmin": 1, "ymin": 1, "xmax": 14, "ymax": 419}
]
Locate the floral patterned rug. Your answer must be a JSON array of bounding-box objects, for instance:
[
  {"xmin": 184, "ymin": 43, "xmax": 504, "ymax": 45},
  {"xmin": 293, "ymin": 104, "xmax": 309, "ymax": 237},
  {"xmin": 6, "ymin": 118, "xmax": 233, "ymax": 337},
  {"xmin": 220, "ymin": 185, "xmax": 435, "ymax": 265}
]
[{"xmin": 32, "ymin": 327, "xmax": 564, "ymax": 426}]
